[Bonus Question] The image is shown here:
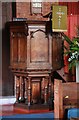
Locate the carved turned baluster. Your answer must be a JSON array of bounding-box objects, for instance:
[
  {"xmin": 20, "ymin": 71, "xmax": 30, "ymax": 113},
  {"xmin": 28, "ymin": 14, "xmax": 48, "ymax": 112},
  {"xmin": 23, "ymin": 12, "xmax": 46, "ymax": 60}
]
[
  {"xmin": 14, "ymin": 75, "xmax": 17, "ymax": 98},
  {"xmin": 27, "ymin": 77, "xmax": 32, "ymax": 106},
  {"xmin": 15, "ymin": 76, "xmax": 20, "ymax": 103},
  {"xmin": 44, "ymin": 77, "xmax": 48, "ymax": 104},
  {"xmin": 19, "ymin": 76, "xmax": 24, "ymax": 102},
  {"xmin": 41, "ymin": 77, "xmax": 44, "ymax": 103},
  {"xmin": 48, "ymin": 76, "xmax": 52, "ymax": 97},
  {"xmin": 24, "ymin": 78, "xmax": 28, "ymax": 104}
]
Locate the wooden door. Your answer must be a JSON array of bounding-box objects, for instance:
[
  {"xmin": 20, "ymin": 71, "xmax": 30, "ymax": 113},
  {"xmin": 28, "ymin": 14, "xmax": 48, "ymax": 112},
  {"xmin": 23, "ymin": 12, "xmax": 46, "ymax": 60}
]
[{"xmin": 32, "ymin": 79, "xmax": 41, "ymax": 104}]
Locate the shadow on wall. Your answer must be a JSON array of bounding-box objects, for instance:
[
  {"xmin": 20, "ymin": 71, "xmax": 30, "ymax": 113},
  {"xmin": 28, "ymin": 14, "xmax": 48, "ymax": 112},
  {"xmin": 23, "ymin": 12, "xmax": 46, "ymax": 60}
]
[{"xmin": 2, "ymin": 23, "xmax": 14, "ymax": 96}]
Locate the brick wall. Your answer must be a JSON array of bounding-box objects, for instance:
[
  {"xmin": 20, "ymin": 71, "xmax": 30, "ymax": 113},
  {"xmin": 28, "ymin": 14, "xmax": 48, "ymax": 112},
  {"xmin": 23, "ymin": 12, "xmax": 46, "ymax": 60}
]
[
  {"xmin": 16, "ymin": 2, "xmax": 58, "ymax": 20},
  {"xmin": 16, "ymin": 2, "xmax": 79, "ymax": 20}
]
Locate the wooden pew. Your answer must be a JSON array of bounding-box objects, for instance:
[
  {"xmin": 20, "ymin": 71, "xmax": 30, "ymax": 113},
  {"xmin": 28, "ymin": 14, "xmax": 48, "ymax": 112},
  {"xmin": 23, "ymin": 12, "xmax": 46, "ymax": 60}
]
[{"xmin": 54, "ymin": 79, "xmax": 79, "ymax": 119}]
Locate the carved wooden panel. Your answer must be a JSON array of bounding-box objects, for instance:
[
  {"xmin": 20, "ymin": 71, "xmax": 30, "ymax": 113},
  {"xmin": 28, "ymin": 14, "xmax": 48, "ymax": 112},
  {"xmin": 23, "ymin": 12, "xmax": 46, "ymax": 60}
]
[
  {"xmin": 11, "ymin": 32, "xmax": 18, "ymax": 63},
  {"xmin": 31, "ymin": 30, "xmax": 48, "ymax": 62},
  {"xmin": 27, "ymin": 28, "xmax": 52, "ymax": 70},
  {"xmin": 10, "ymin": 32, "xmax": 27, "ymax": 68},
  {"xmin": 32, "ymin": 79, "xmax": 41, "ymax": 103},
  {"xmin": 10, "ymin": 22, "xmax": 28, "ymax": 68},
  {"xmin": 18, "ymin": 33, "xmax": 27, "ymax": 63}
]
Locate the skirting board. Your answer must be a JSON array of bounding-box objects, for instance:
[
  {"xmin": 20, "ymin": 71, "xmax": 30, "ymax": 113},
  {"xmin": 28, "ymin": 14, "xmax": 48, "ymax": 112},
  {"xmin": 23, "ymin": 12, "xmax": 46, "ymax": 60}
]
[
  {"xmin": 0, "ymin": 96, "xmax": 16, "ymax": 111},
  {"xmin": 0, "ymin": 96, "xmax": 16, "ymax": 105}
]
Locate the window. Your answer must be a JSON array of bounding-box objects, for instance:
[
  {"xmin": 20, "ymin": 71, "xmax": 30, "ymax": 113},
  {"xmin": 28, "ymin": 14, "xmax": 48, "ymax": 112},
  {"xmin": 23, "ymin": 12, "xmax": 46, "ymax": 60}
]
[{"xmin": 31, "ymin": 0, "xmax": 42, "ymax": 14}]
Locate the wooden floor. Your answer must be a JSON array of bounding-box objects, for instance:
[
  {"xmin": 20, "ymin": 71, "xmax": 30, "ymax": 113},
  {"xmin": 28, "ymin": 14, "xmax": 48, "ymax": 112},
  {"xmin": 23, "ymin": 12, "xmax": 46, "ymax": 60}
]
[{"xmin": 0, "ymin": 103, "xmax": 53, "ymax": 116}]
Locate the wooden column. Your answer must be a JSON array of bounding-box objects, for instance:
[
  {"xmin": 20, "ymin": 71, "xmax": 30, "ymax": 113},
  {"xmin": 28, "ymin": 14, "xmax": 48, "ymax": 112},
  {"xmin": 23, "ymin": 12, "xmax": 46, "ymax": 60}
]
[
  {"xmin": 15, "ymin": 75, "xmax": 20, "ymax": 103},
  {"xmin": 54, "ymin": 79, "xmax": 63, "ymax": 119},
  {"xmin": 41, "ymin": 77, "xmax": 45, "ymax": 103},
  {"xmin": 14, "ymin": 75, "xmax": 17, "ymax": 97},
  {"xmin": 24, "ymin": 78, "xmax": 28, "ymax": 104},
  {"xmin": 19, "ymin": 76, "xmax": 24, "ymax": 102},
  {"xmin": 48, "ymin": 76, "xmax": 51, "ymax": 97},
  {"xmin": 44, "ymin": 77, "xmax": 48, "ymax": 104},
  {"xmin": 27, "ymin": 77, "xmax": 32, "ymax": 106}
]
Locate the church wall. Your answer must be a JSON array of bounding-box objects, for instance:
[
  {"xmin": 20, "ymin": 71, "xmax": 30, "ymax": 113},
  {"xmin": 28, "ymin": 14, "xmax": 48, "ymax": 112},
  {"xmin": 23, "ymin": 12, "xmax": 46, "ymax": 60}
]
[
  {"xmin": 16, "ymin": 2, "xmax": 58, "ymax": 20},
  {"xmin": 0, "ymin": 2, "xmax": 2, "ymax": 96},
  {"xmin": 2, "ymin": 2, "xmax": 14, "ymax": 96}
]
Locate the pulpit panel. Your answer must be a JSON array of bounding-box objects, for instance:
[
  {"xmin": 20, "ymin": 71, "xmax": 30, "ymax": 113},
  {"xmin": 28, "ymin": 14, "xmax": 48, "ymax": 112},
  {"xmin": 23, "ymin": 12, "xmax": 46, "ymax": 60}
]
[
  {"xmin": 31, "ymin": 31, "xmax": 48, "ymax": 62},
  {"xmin": 17, "ymin": 34, "xmax": 27, "ymax": 63},
  {"xmin": 32, "ymin": 79, "xmax": 41, "ymax": 103},
  {"xmin": 10, "ymin": 21, "xmax": 28, "ymax": 68},
  {"xmin": 27, "ymin": 22, "xmax": 52, "ymax": 70},
  {"xmin": 11, "ymin": 34, "xmax": 18, "ymax": 63}
]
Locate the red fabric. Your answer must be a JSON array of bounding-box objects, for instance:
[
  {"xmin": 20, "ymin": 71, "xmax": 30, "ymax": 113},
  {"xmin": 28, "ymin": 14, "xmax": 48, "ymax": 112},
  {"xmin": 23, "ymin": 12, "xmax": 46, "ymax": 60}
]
[
  {"xmin": 64, "ymin": 15, "xmax": 79, "ymax": 73},
  {"xmin": 64, "ymin": 55, "xmax": 69, "ymax": 73},
  {"xmin": 67, "ymin": 15, "xmax": 78, "ymax": 39},
  {"xmin": 59, "ymin": 2, "xmax": 79, "ymax": 15},
  {"xmin": 59, "ymin": 2, "xmax": 79, "ymax": 76}
]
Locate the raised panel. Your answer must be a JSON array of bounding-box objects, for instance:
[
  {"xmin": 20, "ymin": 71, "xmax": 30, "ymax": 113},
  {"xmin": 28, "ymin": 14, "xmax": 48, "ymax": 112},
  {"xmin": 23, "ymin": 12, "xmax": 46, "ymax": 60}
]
[
  {"xmin": 10, "ymin": 33, "xmax": 27, "ymax": 67},
  {"xmin": 11, "ymin": 33, "xmax": 18, "ymax": 63},
  {"xmin": 30, "ymin": 31, "xmax": 49, "ymax": 62},
  {"xmin": 9, "ymin": 21, "xmax": 28, "ymax": 68},
  {"xmin": 27, "ymin": 27, "xmax": 52, "ymax": 70},
  {"xmin": 18, "ymin": 34, "xmax": 27, "ymax": 63},
  {"xmin": 32, "ymin": 80, "xmax": 41, "ymax": 103}
]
